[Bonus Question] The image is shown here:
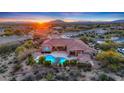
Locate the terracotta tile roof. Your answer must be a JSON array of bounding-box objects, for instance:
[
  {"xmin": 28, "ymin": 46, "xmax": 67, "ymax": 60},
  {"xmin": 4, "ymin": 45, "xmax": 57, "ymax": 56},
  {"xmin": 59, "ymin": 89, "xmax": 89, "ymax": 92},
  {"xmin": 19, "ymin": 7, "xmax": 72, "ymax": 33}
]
[
  {"xmin": 78, "ymin": 54, "xmax": 91, "ymax": 61},
  {"xmin": 42, "ymin": 38, "xmax": 94, "ymax": 52}
]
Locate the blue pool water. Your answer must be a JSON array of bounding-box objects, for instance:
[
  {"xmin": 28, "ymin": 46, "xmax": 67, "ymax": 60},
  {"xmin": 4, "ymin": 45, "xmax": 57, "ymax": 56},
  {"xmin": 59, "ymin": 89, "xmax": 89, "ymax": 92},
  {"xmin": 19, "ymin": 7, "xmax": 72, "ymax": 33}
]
[
  {"xmin": 59, "ymin": 57, "xmax": 67, "ymax": 65},
  {"xmin": 35, "ymin": 55, "xmax": 67, "ymax": 64},
  {"xmin": 45, "ymin": 55, "xmax": 67, "ymax": 64},
  {"xmin": 45, "ymin": 55, "xmax": 56, "ymax": 64}
]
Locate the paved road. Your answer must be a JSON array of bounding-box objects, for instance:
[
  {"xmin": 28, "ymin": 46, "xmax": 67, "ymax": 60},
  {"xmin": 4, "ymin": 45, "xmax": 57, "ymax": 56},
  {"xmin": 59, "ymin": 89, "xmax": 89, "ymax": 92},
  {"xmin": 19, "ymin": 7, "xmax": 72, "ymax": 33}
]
[
  {"xmin": 0, "ymin": 35, "xmax": 32, "ymax": 45},
  {"xmin": 63, "ymin": 28, "xmax": 105, "ymax": 37}
]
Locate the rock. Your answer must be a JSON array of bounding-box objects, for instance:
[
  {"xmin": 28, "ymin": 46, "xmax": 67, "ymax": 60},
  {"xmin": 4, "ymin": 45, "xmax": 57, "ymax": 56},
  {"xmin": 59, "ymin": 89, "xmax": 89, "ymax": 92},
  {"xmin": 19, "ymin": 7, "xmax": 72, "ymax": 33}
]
[
  {"xmin": 35, "ymin": 74, "xmax": 42, "ymax": 80},
  {"xmin": 22, "ymin": 75, "xmax": 35, "ymax": 81}
]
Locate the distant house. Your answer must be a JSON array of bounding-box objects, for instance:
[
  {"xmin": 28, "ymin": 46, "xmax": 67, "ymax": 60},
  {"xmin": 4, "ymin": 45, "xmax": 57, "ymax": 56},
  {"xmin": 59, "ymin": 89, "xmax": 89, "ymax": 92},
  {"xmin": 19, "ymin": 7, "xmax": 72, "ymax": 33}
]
[
  {"xmin": 0, "ymin": 28, "xmax": 4, "ymax": 35},
  {"xmin": 117, "ymin": 48, "xmax": 124, "ymax": 54},
  {"xmin": 52, "ymin": 26, "xmax": 63, "ymax": 31},
  {"xmin": 111, "ymin": 26, "xmax": 124, "ymax": 30},
  {"xmin": 41, "ymin": 38, "xmax": 95, "ymax": 56},
  {"xmin": 95, "ymin": 29, "xmax": 108, "ymax": 35}
]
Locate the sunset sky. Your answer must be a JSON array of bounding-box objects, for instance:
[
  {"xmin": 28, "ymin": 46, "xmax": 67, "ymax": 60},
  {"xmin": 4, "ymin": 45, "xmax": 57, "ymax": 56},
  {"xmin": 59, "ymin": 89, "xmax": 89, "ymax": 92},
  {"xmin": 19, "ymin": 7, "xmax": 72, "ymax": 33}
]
[{"xmin": 0, "ymin": 12, "xmax": 124, "ymax": 23}]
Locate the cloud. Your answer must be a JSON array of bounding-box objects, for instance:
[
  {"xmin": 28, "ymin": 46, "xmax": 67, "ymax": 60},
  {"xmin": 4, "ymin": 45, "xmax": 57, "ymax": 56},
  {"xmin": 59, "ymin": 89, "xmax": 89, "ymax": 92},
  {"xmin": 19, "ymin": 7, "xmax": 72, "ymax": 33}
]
[{"xmin": 0, "ymin": 12, "xmax": 124, "ymax": 22}]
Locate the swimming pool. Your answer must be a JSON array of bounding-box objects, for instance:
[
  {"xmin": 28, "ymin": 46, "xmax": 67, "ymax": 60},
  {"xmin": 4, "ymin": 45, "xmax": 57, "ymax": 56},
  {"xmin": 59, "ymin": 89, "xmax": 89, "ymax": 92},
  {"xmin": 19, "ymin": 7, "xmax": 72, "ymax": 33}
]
[
  {"xmin": 58, "ymin": 57, "xmax": 67, "ymax": 64},
  {"xmin": 45, "ymin": 55, "xmax": 67, "ymax": 64},
  {"xmin": 45, "ymin": 55, "xmax": 56, "ymax": 64},
  {"xmin": 35, "ymin": 55, "xmax": 67, "ymax": 64}
]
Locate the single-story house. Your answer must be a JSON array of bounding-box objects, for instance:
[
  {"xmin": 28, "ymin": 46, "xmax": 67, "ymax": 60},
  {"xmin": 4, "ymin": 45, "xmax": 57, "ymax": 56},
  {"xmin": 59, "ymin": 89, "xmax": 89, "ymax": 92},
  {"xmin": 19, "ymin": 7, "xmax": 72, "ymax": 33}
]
[{"xmin": 41, "ymin": 38, "xmax": 95, "ymax": 56}]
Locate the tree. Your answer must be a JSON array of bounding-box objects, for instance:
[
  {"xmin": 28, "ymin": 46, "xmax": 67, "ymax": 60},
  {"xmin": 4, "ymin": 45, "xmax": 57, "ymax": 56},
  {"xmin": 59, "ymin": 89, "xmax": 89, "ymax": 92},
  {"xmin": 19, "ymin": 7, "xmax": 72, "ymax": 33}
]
[
  {"xmin": 63, "ymin": 60, "xmax": 69, "ymax": 66},
  {"xmin": 69, "ymin": 60, "xmax": 77, "ymax": 66},
  {"xmin": 80, "ymin": 36, "xmax": 89, "ymax": 44},
  {"xmin": 23, "ymin": 40, "xmax": 34, "ymax": 49},
  {"xmin": 96, "ymin": 40, "xmax": 119, "ymax": 51},
  {"xmin": 98, "ymin": 74, "xmax": 114, "ymax": 81},
  {"xmin": 43, "ymin": 61, "xmax": 51, "ymax": 66},
  {"xmin": 96, "ymin": 50, "xmax": 122, "ymax": 63},
  {"xmin": 15, "ymin": 46, "xmax": 26, "ymax": 55},
  {"xmin": 4, "ymin": 29, "xmax": 14, "ymax": 36},
  {"xmin": 96, "ymin": 50, "xmax": 124, "ymax": 71},
  {"xmin": 27, "ymin": 54, "xmax": 35, "ymax": 65},
  {"xmin": 39, "ymin": 56, "xmax": 45, "ymax": 64}
]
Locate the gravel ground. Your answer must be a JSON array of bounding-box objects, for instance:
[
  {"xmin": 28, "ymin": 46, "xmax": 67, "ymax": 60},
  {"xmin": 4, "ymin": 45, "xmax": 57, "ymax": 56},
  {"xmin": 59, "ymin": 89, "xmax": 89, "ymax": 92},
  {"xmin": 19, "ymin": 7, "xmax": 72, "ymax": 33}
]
[
  {"xmin": 0, "ymin": 35, "xmax": 32, "ymax": 45},
  {"xmin": 0, "ymin": 52, "xmax": 123, "ymax": 81}
]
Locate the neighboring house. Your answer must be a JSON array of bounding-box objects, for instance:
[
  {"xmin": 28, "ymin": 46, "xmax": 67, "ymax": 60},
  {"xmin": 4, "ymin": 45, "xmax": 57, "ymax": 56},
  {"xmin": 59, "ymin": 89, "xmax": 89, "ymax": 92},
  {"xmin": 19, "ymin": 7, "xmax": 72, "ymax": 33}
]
[
  {"xmin": 41, "ymin": 38, "xmax": 95, "ymax": 56},
  {"xmin": 94, "ymin": 29, "xmax": 108, "ymax": 35},
  {"xmin": 117, "ymin": 48, "xmax": 124, "ymax": 54},
  {"xmin": 52, "ymin": 26, "xmax": 63, "ymax": 31},
  {"xmin": 48, "ymin": 31, "xmax": 62, "ymax": 39},
  {"xmin": 0, "ymin": 28, "xmax": 4, "ymax": 35},
  {"xmin": 111, "ymin": 26, "xmax": 124, "ymax": 30}
]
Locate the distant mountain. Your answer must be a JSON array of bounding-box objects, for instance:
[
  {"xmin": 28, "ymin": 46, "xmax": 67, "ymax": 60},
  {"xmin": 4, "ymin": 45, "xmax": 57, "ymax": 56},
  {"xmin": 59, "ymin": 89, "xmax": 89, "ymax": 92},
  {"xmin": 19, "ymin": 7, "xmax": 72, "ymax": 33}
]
[
  {"xmin": 112, "ymin": 20, "xmax": 124, "ymax": 23},
  {"xmin": 1, "ymin": 19, "xmax": 124, "ymax": 25},
  {"xmin": 48, "ymin": 20, "xmax": 99, "ymax": 24},
  {"xmin": 69, "ymin": 21, "xmax": 97, "ymax": 24},
  {"xmin": 49, "ymin": 20, "xmax": 65, "ymax": 24}
]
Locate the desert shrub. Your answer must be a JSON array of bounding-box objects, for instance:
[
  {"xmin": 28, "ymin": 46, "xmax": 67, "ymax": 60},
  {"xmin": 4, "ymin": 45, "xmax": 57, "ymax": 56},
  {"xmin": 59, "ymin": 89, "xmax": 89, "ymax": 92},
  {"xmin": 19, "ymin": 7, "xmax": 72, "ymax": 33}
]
[
  {"xmin": 15, "ymin": 46, "xmax": 26, "ymax": 54},
  {"xmin": 27, "ymin": 54, "xmax": 35, "ymax": 65},
  {"xmin": 107, "ymin": 64, "xmax": 122, "ymax": 72},
  {"xmin": 96, "ymin": 50, "xmax": 123, "ymax": 64},
  {"xmin": 98, "ymin": 74, "xmax": 114, "ymax": 81},
  {"xmin": 22, "ymin": 75, "xmax": 35, "ymax": 81},
  {"xmin": 14, "ymin": 30, "xmax": 23, "ymax": 36},
  {"xmin": 23, "ymin": 40, "xmax": 34, "ymax": 49},
  {"xmin": 35, "ymin": 73, "xmax": 42, "ymax": 80},
  {"xmin": 43, "ymin": 61, "xmax": 51, "ymax": 66},
  {"xmin": 96, "ymin": 50, "xmax": 124, "ymax": 71},
  {"xmin": 45, "ymin": 73, "xmax": 54, "ymax": 81},
  {"xmin": 0, "ymin": 43, "xmax": 19, "ymax": 55},
  {"xmin": 77, "ymin": 63, "xmax": 92, "ymax": 71},
  {"xmin": 69, "ymin": 60, "xmax": 77, "ymax": 66},
  {"xmin": 119, "ymin": 57, "xmax": 124, "ymax": 63},
  {"xmin": 4, "ymin": 30, "xmax": 14, "ymax": 36},
  {"xmin": 96, "ymin": 41, "xmax": 119, "ymax": 51},
  {"xmin": 96, "ymin": 50, "xmax": 124, "ymax": 72},
  {"xmin": 15, "ymin": 40, "xmax": 35, "ymax": 61},
  {"xmin": 63, "ymin": 60, "xmax": 69, "ymax": 67},
  {"xmin": 13, "ymin": 64, "xmax": 22, "ymax": 73},
  {"xmin": 10, "ymin": 77, "xmax": 16, "ymax": 81},
  {"xmin": 80, "ymin": 36, "xmax": 94, "ymax": 44},
  {"xmin": 62, "ymin": 60, "xmax": 77, "ymax": 66},
  {"xmin": 0, "ymin": 68, "xmax": 7, "ymax": 74},
  {"xmin": 15, "ymin": 40, "xmax": 34, "ymax": 54}
]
